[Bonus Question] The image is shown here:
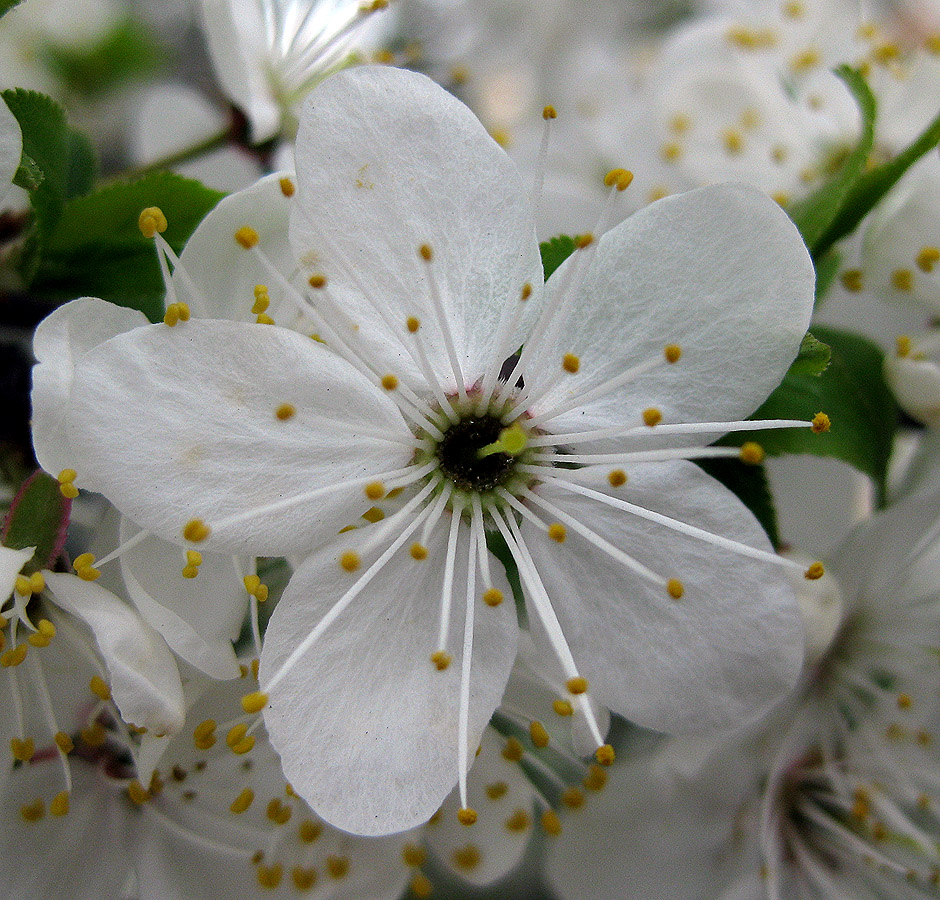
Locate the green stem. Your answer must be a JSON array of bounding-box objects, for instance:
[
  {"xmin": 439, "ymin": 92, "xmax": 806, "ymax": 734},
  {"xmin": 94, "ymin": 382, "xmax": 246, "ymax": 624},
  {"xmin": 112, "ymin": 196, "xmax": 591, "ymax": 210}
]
[{"xmin": 101, "ymin": 126, "xmax": 231, "ymax": 185}]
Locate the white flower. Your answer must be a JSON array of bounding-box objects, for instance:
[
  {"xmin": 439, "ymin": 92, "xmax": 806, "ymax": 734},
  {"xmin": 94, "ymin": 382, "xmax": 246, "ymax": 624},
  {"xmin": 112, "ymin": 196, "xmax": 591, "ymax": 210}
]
[
  {"xmin": 885, "ymin": 327, "xmax": 940, "ymax": 427},
  {"xmin": 40, "ymin": 65, "xmax": 817, "ymax": 835},
  {"xmin": 200, "ymin": 0, "xmax": 392, "ymax": 143}
]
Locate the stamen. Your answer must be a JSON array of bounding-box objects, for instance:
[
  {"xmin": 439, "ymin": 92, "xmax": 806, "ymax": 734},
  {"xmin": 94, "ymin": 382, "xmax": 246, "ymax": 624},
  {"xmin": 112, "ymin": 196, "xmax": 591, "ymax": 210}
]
[
  {"xmin": 531, "ymin": 105, "xmax": 557, "ymax": 223},
  {"xmin": 475, "ymin": 280, "xmax": 533, "ymax": 414},
  {"xmin": 418, "ymin": 244, "xmax": 467, "ymax": 402},
  {"xmin": 457, "ymin": 509, "xmax": 480, "ymax": 813},
  {"xmin": 434, "ymin": 509, "xmax": 463, "ymax": 656}
]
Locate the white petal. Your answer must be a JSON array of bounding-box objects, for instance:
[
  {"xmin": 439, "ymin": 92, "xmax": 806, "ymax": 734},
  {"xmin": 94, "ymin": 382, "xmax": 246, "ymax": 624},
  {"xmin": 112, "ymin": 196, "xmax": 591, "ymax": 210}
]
[
  {"xmin": 0, "ymin": 546, "xmax": 33, "ymax": 600},
  {"xmin": 43, "ymin": 571, "xmax": 186, "ymax": 736},
  {"xmin": 66, "ymin": 319, "xmax": 413, "ymax": 555},
  {"xmin": 520, "ymin": 462, "xmax": 804, "ymax": 733},
  {"xmin": 527, "ymin": 184, "xmax": 814, "ymax": 446},
  {"xmin": 175, "ymin": 171, "xmax": 297, "ymax": 322},
  {"xmin": 260, "ymin": 514, "xmax": 518, "ymax": 835},
  {"xmin": 31, "ymin": 297, "xmax": 149, "ymax": 483},
  {"xmin": 0, "ymin": 95, "xmax": 22, "ymax": 209},
  {"xmin": 117, "ymin": 517, "xmax": 247, "ymax": 680},
  {"xmin": 290, "ymin": 65, "xmax": 543, "ymax": 390}
]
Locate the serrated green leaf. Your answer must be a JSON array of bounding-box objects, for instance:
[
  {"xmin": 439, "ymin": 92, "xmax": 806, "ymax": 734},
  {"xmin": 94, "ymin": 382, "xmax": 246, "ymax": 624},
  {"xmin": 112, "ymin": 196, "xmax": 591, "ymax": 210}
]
[
  {"xmin": 720, "ymin": 325, "xmax": 897, "ymax": 504},
  {"xmin": 814, "ymin": 105, "xmax": 940, "ymax": 256},
  {"xmin": 697, "ymin": 459, "xmax": 781, "ymax": 550},
  {"xmin": 540, "ymin": 234, "xmax": 576, "ymax": 282},
  {"xmin": 786, "ymin": 66, "xmax": 876, "ymax": 255},
  {"xmin": 12, "ymin": 151, "xmax": 43, "ymax": 191},
  {"xmin": 788, "ymin": 331, "xmax": 831, "ymax": 377},
  {"xmin": 31, "ymin": 172, "xmax": 225, "ymax": 322},
  {"xmin": 1, "ymin": 88, "xmax": 98, "ymax": 241},
  {"xmin": 1, "ymin": 470, "xmax": 70, "ymax": 574},
  {"xmin": 0, "ymin": 0, "xmax": 23, "ymax": 18}
]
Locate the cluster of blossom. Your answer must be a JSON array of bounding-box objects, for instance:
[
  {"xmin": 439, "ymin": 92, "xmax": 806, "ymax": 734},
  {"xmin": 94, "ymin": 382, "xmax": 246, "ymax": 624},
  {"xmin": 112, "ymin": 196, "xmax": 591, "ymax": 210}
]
[{"xmin": 1, "ymin": 0, "xmax": 940, "ymax": 898}]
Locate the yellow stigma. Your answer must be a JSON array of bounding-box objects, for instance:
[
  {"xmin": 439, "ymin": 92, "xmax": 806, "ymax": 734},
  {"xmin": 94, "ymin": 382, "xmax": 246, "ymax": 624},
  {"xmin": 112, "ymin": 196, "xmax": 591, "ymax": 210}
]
[
  {"xmin": 542, "ymin": 105, "xmax": 557, "ymax": 120},
  {"xmin": 804, "ymin": 561, "xmax": 825, "ymax": 580},
  {"xmin": 840, "ymin": 269, "xmax": 864, "ymax": 292},
  {"xmin": 642, "ymin": 407, "xmax": 662, "ymax": 427},
  {"xmin": 664, "ymin": 344, "xmax": 682, "ymax": 363},
  {"xmin": 562, "ymin": 353, "xmax": 580, "ymax": 373},
  {"xmin": 234, "ymin": 226, "xmax": 259, "ymax": 249},
  {"xmin": 457, "ymin": 807, "xmax": 478, "ymax": 826},
  {"xmin": 478, "ymin": 422, "xmax": 529, "ymax": 459},
  {"xmin": 666, "ymin": 578, "xmax": 684, "ymax": 599},
  {"xmin": 381, "ymin": 374, "xmax": 398, "ymax": 391},
  {"xmin": 566, "ymin": 676, "xmax": 588, "ymax": 695},
  {"xmin": 183, "ymin": 519, "xmax": 210, "ymax": 543},
  {"xmin": 548, "ymin": 523, "xmax": 567, "ymax": 543},
  {"xmin": 308, "ymin": 273, "xmax": 327, "ymax": 289},
  {"xmin": 275, "ymin": 403, "xmax": 296, "ymax": 421},
  {"xmin": 339, "ymin": 550, "xmax": 361, "ymax": 572},
  {"xmin": 419, "ymin": 244, "xmax": 433, "ymax": 262},
  {"xmin": 241, "ymin": 691, "xmax": 269, "ymax": 714},
  {"xmin": 811, "ymin": 412, "xmax": 831, "ymax": 433},
  {"xmin": 595, "ymin": 744, "xmax": 616, "ymax": 766},
  {"xmin": 739, "ymin": 442, "xmax": 765, "ymax": 464},
  {"xmin": 138, "ymin": 207, "xmax": 167, "ymax": 238},
  {"xmin": 364, "ymin": 481, "xmax": 385, "ymax": 500},
  {"xmin": 431, "ymin": 651, "xmax": 452, "ymax": 671},
  {"xmin": 482, "ymin": 587, "xmax": 504, "ymax": 607},
  {"xmin": 279, "ymin": 176, "xmax": 295, "ymax": 197},
  {"xmin": 529, "ymin": 721, "xmax": 550, "ymax": 748}
]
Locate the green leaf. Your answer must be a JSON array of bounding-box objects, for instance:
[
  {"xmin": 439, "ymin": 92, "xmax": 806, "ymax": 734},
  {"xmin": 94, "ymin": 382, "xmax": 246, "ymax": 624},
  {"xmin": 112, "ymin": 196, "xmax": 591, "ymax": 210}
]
[
  {"xmin": 1, "ymin": 470, "xmax": 71, "ymax": 574},
  {"xmin": 540, "ymin": 234, "xmax": 576, "ymax": 282},
  {"xmin": 31, "ymin": 172, "xmax": 225, "ymax": 322},
  {"xmin": 813, "ymin": 246, "xmax": 842, "ymax": 305},
  {"xmin": 0, "ymin": 0, "xmax": 23, "ymax": 18},
  {"xmin": 697, "ymin": 460, "xmax": 781, "ymax": 550},
  {"xmin": 485, "ymin": 530, "xmax": 527, "ymax": 629},
  {"xmin": 720, "ymin": 325, "xmax": 898, "ymax": 504},
  {"xmin": 814, "ymin": 105, "xmax": 940, "ymax": 255},
  {"xmin": 786, "ymin": 66, "xmax": 876, "ymax": 254},
  {"xmin": 788, "ymin": 331, "xmax": 831, "ymax": 377},
  {"xmin": 12, "ymin": 152, "xmax": 43, "ymax": 192},
  {"xmin": 1, "ymin": 88, "xmax": 98, "ymax": 240}
]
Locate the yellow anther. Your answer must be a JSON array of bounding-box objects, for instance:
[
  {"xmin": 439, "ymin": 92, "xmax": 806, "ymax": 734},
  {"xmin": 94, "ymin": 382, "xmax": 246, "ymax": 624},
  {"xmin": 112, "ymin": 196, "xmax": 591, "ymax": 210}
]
[
  {"xmin": 892, "ymin": 268, "xmax": 914, "ymax": 291},
  {"xmin": 411, "ymin": 874, "xmax": 433, "ymax": 898},
  {"xmin": 138, "ymin": 207, "xmax": 167, "ymax": 238},
  {"xmin": 275, "ymin": 403, "xmax": 296, "ymax": 421},
  {"xmin": 642, "ymin": 407, "xmax": 662, "ymax": 427},
  {"xmin": 783, "ymin": 0, "xmax": 805, "ymax": 17},
  {"xmin": 230, "ymin": 736, "xmax": 255, "ymax": 755},
  {"xmin": 29, "ymin": 574, "xmax": 45, "ymax": 597},
  {"xmin": 502, "ymin": 737, "xmax": 524, "ymax": 761},
  {"xmin": 185, "ymin": 551, "xmax": 202, "ymax": 567},
  {"xmin": 482, "ymin": 588, "xmax": 504, "ymax": 607},
  {"xmin": 76, "ymin": 565, "xmax": 101, "ymax": 581},
  {"xmin": 81, "ymin": 723, "xmax": 106, "ymax": 746},
  {"xmin": 50, "ymin": 791, "xmax": 69, "ymax": 816},
  {"xmin": 548, "ymin": 523, "xmax": 567, "ymax": 543},
  {"xmin": 364, "ymin": 481, "xmax": 385, "ymax": 500},
  {"xmin": 254, "ymin": 284, "xmax": 269, "ymax": 299},
  {"xmin": 450, "ymin": 64, "xmax": 470, "ymax": 84},
  {"xmin": 251, "ymin": 294, "xmax": 270, "ymax": 315},
  {"xmin": 666, "ymin": 578, "xmax": 684, "ymax": 599},
  {"xmin": 595, "ymin": 744, "xmax": 616, "ymax": 766},
  {"xmin": 54, "ymin": 732, "xmax": 74, "ymax": 754},
  {"xmin": 790, "ymin": 48, "xmax": 821, "ymax": 71},
  {"xmin": 27, "ymin": 632, "xmax": 51, "ymax": 648},
  {"xmin": 771, "ymin": 192, "xmax": 791, "ymax": 208},
  {"xmin": 562, "ymin": 787, "xmax": 585, "ymax": 808},
  {"xmin": 740, "ymin": 107, "xmax": 761, "ymax": 130},
  {"xmin": 521, "ymin": 282, "xmax": 533, "ymax": 301},
  {"xmin": 230, "ymin": 788, "xmax": 254, "ymax": 814},
  {"xmin": 403, "ymin": 844, "xmax": 426, "ymax": 867},
  {"xmin": 298, "ymin": 819, "xmax": 322, "ymax": 843},
  {"xmin": 726, "ymin": 25, "xmax": 778, "ymax": 49},
  {"xmin": 308, "ymin": 273, "xmax": 327, "ymax": 289},
  {"xmin": 804, "ymin": 561, "xmax": 825, "ymax": 580},
  {"xmin": 918, "ymin": 793, "xmax": 931, "ymax": 809},
  {"xmin": 267, "ymin": 797, "xmax": 292, "ymax": 824},
  {"xmin": 542, "ymin": 105, "xmax": 557, "ymax": 120},
  {"xmin": 410, "ymin": 543, "xmax": 428, "ymax": 560},
  {"xmin": 917, "ymin": 246, "xmax": 940, "ymax": 273},
  {"xmin": 226, "ymin": 723, "xmax": 248, "ymax": 748},
  {"xmin": 574, "ymin": 233, "xmax": 594, "ymax": 250},
  {"xmin": 183, "ymin": 519, "xmax": 210, "ymax": 543},
  {"xmin": 60, "ymin": 482, "xmax": 79, "ymax": 498},
  {"xmin": 381, "ymin": 374, "xmax": 399, "ymax": 390},
  {"xmin": 452, "ymin": 844, "xmax": 481, "ymax": 871},
  {"xmin": 234, "ymin": 226, "xmax": 259, "ymax": 249},
  {"xmin": 812, "ymin": 412, "xmax": 831, "ymax": 434},
  {"xmin": 486, "ymin": 781, "xmax": 508, "ymax": 800},
  {"xmin": 419, "ymin": 244, "xmax": 433, "ymax": 262},
  {"xmin": 255, "ymin": 313, "xmax": 275, "ymax": 325},
  {"xmin": 873, "ymin": 42, "xmax": 900, "ymax": 64},
  {"xmin": 841, "ymin": 269, "xmax": 864, "ymax": 292},
  {"xmin": 490, "ymin": 128, "xmax": 511, "ymax": 148},
  {"xmin": 279, "ymin": 177, "xmax": 295, "ymax": 197},
  {"xmin": 457, "ymin": 807, "xmax": 478, "ymax": 825},
  {"xmin": 562, "ymin": 353, "xmax": 580, "ymax": 374},
  {"xmin": 292, "ymin": 867, "xmax": 317, "ymax": 891},
  {"xmin": 739, "ymin": 442, "xmax": 765, "ymax": 464},
  {"xmin": 583, "ymin": 763, "xmax": 608, "ymax": 791},
  {"xmin": 20, "ymin": 799, "xmax": 44, "ymax": 822},
  {"xmin": 241, "ymin": 691, "xmax": 269, "ymax": 714},
  {"xmin": 897, "ymin": 335, "xmax": 912, "ymax": 358},
  {"xmin": 606, "ymin": 469, "xmax": 628, "ymax": 489},
  {"xmin": 604, "ymin": 167, "xmax": 634, "ymax": 191},
  {"xmin": 553, "ymin": 698, "xmax": 573, "ymax": 716},
  {"xmin": 541, "ymin": 809, "xmax": 562, "ymax": 835},
  {"xmin": 407, "ymin": 316, "xmax": 421, "ymax": 333},
  {"xmin": 898, "ymin": 693, "xmax": 913, "ymax": 709},
  {"xmin": 1, "ymin": 644, "xmax": 27, "ymax": 667},
  {"xmin": 73, "ymin": 553, "xmax": 95, "ymax": 570},
  {"xmin": 362, "ymin": 506, "xmax": 385, "ymax": 523},
  {"xmin": 566, "ymin": 676, "xmax": 588, "ymax": 694},
  {"xmin": 505, "ymin": 808, "xmax": 531, "ymax": 833},
  {"xmin": 326, "ymin": 856, "xmax": 350, "ymax": 879},
  {"xmin": 664, "ymin": 344, "xmax": 682, "ymax": 363},
  {"xmin": 430, "ymin": 651, "xmax": 452, "ymax": 671},
  {"xmin": 181, "ymin": 564, "xmax": 198, "ymax": 579},
  {"xmin": 15, "ymin": 575, "xmax": 30, "ymax": 597},
  {"xmin": 339, "ymin": 550, "xmax": 361, "ymax": 572},
  {"xmin": 661, "ymin": 141, "xmax": 683, "ymax": 162},
  {"xmin": 163, "ymin": 303, "xmax": 188, "ymax": 327},
  {"xmin": 90, "ymin": 675, "xmax": 111, "ymax": 701},
  {"xmin": 927, "ymin": 33, "xmax": 940, "ymax": 54},
  {"xmin": 256, "ymin": 863, "xmax": 283, "ymax": 889},
  {"xmin": 722, "ymin": 129, "xmax": 745, "ymax": 155},
  {"xmin": 530, "ymin": 721, "xmax": 550, "ymax": 748},
  {"xmin": 127, "ymin": 780, "xmax": 151, "ymax": 805},
  {"xmin": 11, "ymin": 737, "xmax": 34, "ymax": 761}
]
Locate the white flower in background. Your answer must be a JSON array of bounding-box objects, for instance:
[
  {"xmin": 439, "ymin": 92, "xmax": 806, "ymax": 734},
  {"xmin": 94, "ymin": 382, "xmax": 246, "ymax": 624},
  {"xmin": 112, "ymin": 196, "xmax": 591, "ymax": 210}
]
[
  {"xmin": 39, "ymin": 65, "xmax": 819, "ymax": 836},
  {"xmin": 0, "ymin": 96, "xmax": 22, "ymax": 211},
  {"xmin": 885, "ymin": 327, "xmax": 940, "ymax": 427},
  {"xmin": 548, "ymin": 484, "xmax": 940, "ymax": 900},
  {"xmin": 200, "ymin": 0, "xmax": 393, "ymax": 143}
]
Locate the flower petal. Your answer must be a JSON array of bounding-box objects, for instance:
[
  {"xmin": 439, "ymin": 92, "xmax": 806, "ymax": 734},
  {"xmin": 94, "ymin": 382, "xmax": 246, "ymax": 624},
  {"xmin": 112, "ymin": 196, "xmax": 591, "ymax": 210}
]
[
  {"xmin": 260, "ymin": 514, "xmax": 517, "ymax": 835},
  {"xmin": 66, "ymin": 319, "xmax": 413, "ymax": 555},
  {"xmin": 31, "ymin": 297, "xmax": 149, "ymax": 484},
  {"xmin": 0, "ymin": 546, "xmax": 33, "ymax": 601},
  {"xmin": 527, "ymin": 184, "xmax": 814, "ymax": 445},
  {"xmin": 43, "ymin": 571, "xmax": 185, "ymax": 736},
  {"xmin": 290, "ymin": 65, "xmax": 543, "ymax": 390},
  {"xmin": 519, "ymin": 461, "xmax": 804, "ymax": 733}
]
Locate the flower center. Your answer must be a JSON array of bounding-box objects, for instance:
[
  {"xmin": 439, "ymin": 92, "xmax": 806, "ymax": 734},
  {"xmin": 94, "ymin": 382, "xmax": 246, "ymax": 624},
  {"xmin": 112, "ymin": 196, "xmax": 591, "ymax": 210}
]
[{"xmin": 435, "ymin": 415, "xmax": 516, "ymax": 493}]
